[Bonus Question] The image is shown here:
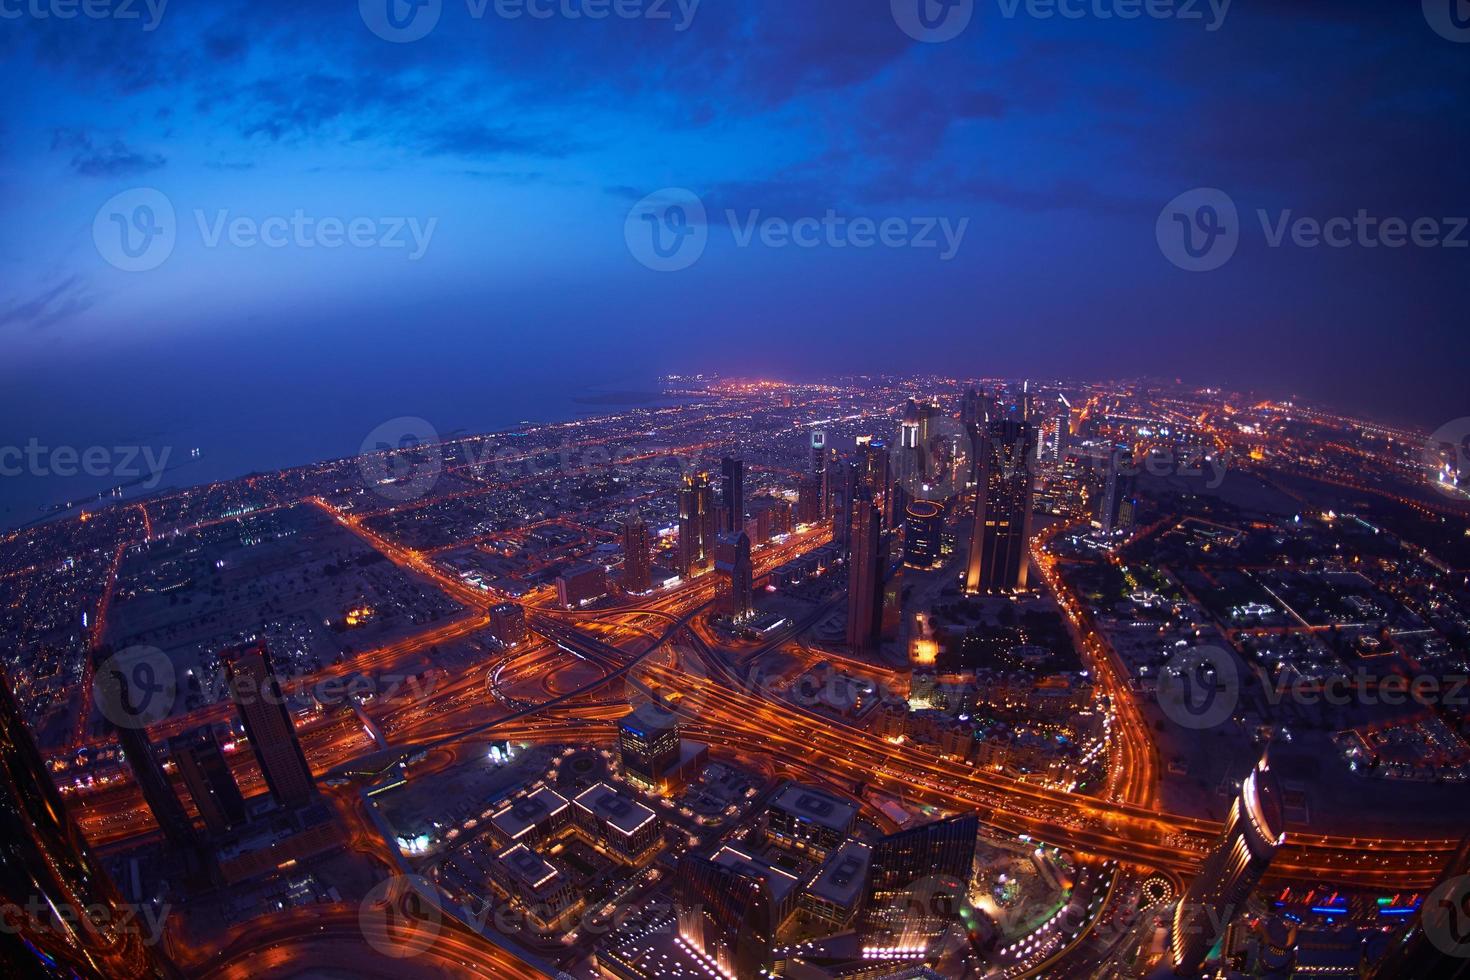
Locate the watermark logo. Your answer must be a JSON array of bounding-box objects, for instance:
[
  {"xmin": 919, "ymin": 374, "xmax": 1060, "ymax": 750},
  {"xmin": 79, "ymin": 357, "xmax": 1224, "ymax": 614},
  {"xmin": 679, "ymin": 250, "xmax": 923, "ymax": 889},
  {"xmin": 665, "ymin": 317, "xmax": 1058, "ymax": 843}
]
[
  {"xmin": 93, "ymin": 645, "xmax": 177, "ymax": 730},
  {"xmin": 625, "ymin": 188, "xmax": 708, "ymax": 272},
  {"xmin": 1424, "ymin": 0, "xmax": 1470, "ymax": 42},
  {"xmin": 1, "ymin": 897, "xmax": 170, "ymax": 946},
  {"xmin": 360, "ymin": 874, "xmax": 442, "ymax": 958},
  {"xmin": 1157, "ymin": 188, "xmax": 1238, "ymax": 272},
  {"xmin": 1156, "ymin": 644, "xmax": 1238, "ymax": 730},
  {"xmin": 995, "ymin": 0, "xmax": 1231, "ymax": 31},
  {"xmin": 94, "ymin": 188, "xmax": 176, "ymax": 272},
  {"xmin": 0, "ymin": 441, "xmax": 172, "ymax": 488},
  {"xmin": 0, "ymin": 0, "xmax": 168, "ymax": 30},
  {"xmin": 1422, "ymin": 874, "xmax": 1470, "ymax": 958},
  {"xmin": 1423, "ymin": 418, "xmax": 1470, "ymax": 500},
  {"xmin": 360, "ymin": 0, "xmax": 442, "ymax": 42},
  {"xmin": 359, "ymin": 417, "xmax": 444, "ymax": 502},
  {"xmin": 892, "ymin": 0, "xmax": 974, "ymax": 42}
]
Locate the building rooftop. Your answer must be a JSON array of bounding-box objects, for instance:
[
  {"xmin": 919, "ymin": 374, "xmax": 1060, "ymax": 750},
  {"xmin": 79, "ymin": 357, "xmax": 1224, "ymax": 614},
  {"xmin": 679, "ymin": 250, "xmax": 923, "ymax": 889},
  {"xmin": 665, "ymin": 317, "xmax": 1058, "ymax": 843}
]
[
  {"xmin": 574, "ymin": 782, "xmax": 658, "ymax": 837},
  {"xmin": 768, "ymin": 782, "xmax": 859, "ymax": 834},
  {"xmin": 711, "ymin": 844, "xmax": 801, "ymax": 908},
  {"xmin": 806, "ymin": 839, "xmax": 872, "ymax": 909},
  {"xmin": 490, "ymin": 786, "xmax": 569, "ymax": 841},
  {"xmin": 496, "ymin": 843, "xmax": 564, "ymax": 896}
]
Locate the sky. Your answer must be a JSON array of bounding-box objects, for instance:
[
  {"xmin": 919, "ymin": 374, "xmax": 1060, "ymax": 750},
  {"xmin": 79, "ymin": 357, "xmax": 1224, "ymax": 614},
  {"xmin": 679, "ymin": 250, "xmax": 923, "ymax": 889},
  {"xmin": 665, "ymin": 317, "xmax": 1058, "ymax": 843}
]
[{"xmin": 1, "ymin": 0, "xmax": 1468, "ymax": 520}]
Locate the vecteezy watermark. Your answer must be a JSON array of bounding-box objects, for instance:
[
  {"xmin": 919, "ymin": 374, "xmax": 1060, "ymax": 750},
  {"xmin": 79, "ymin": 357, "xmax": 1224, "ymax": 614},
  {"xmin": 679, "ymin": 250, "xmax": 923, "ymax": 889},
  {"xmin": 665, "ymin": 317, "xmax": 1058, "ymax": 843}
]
[
  {"xmin": 94, "ymin": 188, "xmax": 437, "ymax": 271},
  {"xmin": 1159, "ymin": 188, "xmax": 1469, "ymax": 271},
  {"xmin": 1155, "ymin": 644, "xmax": 1239, "ymax": 730},
  {"xmin": 360, "ymin": 875, "xmax": 442, "ymax": 958},
  {"xmin": 92, "ymin": 645, "xmax": 177, "ymax": 731},
  {"xmin": 625, "ymin": 188, "xmax": 968, "ymax": 272},
  {"xmin": 995, "ymin": 0, "xmax": 1231, "ymax": 31},
  {"xmin": 359, "ymin": 417, "xmax": 444, "ymax": 502},
  {"xmin": 891, "ymin": 0, "xmax": 974, "ymax": 43},
  {"xmin": 1423, "ymin": 418, "xmax": 1470, "ymax": 500},
  {"xmin": 1423, "ymin": 874, "xmax": 1470, "ymax": 958},
  {"xmin": 1111, "ymin": 445, "xmax": 1227, "ymax": 489},
  {"xmin": 0, "ymin": 440, "xmax": 172, "ymax": 488},
  {"xmin": 359, "ymin": 0, "xmax": 699, "ymax": 42},
  {"xmin": 0, "ymin": 0, "xmax": 167, "ymax": 30},
  {"xmin": 1156, "ymin": 188, "xmax": 1239, "ymax": 272},
  {"xmin": 624, "ymin": 188, "xmax": 707, "ymax": 272},
  {"xmin": 1, "ymin": 897, "xmax": 170, "ymax": 946},
  {"xmin": 1423, "ymin": 0, "xmax": 1470, "ymax": 43}
]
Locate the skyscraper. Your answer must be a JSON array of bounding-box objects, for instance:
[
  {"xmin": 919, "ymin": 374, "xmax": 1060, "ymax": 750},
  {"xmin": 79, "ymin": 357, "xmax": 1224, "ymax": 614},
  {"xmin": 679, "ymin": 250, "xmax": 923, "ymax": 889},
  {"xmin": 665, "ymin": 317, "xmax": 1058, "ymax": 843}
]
[
  {"xmin": 1096, "ymin": 446, "xmax": 1137, "ymax": 535},
  {"xmin": 0, "ymin": 669, "xmax": 175, "ymax": 980},
  {"xmin": 621, "ymin": 512, "xmax": 652, "ymax": 594},
  {"xmin": 830, "ymin": 459, "xmax": 860, "ymax": 556},
  {"xmin": 715, "ymin": 530, "xmax": 754, "ymax": 622},
  {"xmin": 618, "ymin": 705, "xmax": 681, "ymax": 791},
  {"xmin": 168, "ymin": 727, "xmax": 247, "ymax": 837},
  {"xmin": 1171, "ymin": 753, "xmax": 1286, "ymax": 977},
  {"xmin": 965, "ymin": 416, "xmax": 1037, "ymax": 594},
  {"xmin": 1369, "ymin": 832, "xmax": 1470, "ymax": 979},
  {"xmin": 677, "ymin": 853, "xmax": 774, "ymax": 979},
  {"xmin": 224, "ymin": 642, "xmax": 315, "ymax": 809},
  {"xmin": 796, "ymin": 474, "xmax": 822, "ymax": 526},
  {"xmin": 91, "ymin": 648, "xmax": 198, "ymax": 853},
  {"xmin": 1051, "ymin": 394, "xmax": 1072, "ymax": 465},
  {"xmin": 677, "ymin": 472, "xmax": 716, "ymax": 577},
  {"xmin": 903, "ymin": 499, "xmax": 944, "ymax": 570},
  {"xmin": 847, "ymin": 491, "xmax": 885, "ymax": 653},
  {"xmin": 810, "ymin": 430, "xmax": 829, "ymax": 519},
  {"xmin": 865, "ymin": 813, "xmax": 979, "ymax": 947},
  {"xmin": 861, "ymin": 437, "xmax": 890, "ymax": 521},
  {"xmin": 720, "ymin": 456, "xmax": 744, "ymax": 533}
]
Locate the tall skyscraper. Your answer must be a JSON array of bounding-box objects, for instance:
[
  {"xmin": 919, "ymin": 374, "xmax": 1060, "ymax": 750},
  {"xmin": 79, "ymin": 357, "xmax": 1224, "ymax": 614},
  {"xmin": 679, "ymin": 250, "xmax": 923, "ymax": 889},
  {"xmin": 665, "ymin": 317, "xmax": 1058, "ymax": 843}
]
[
  {"xmin": 91, "ymin": 648, "xmax": 199, "ymax": 853},
  {"xmin": 847, "ymin": 491, "xmax": 885, "ymax": 653},
  {"xmin": 860, "ymin": 437, "xmax": 890, "ymax": 520},
  {"xmin": 903, "ymin": 499, "xmax": 944, "ymax": 570},
  {"xmin": 965, "ymin": 416, "xmax": 1037, "ymax": 594},
  {"xmin": 1096, "ymin": 446, "xmax": 1137, "ymax": 535},
  {"xmin": 797, "ymin": 474, "xmax": 823, "ymax": 526},
  {"xmin": 621, "ymin": 512, "xmax": 652, "ymax": 594},
  {"xmin": 676, "ymin": 470, "xmax": 717, "ymax": 578},
  {"xmin": 1369, "ymin": 832, "xmax": 1470, "ymax": 979},
  {"xmin": 715, "ymin": 530, "xmax": 754, "ymax": 622},
  {"xmin": 865, "ymin": 813, "xmax": 979, "ymax": 947},
  {"xmin": 1171, "ymin": 753, "xmax": 1286, "ymax": 977},
  {"xmin": 830, "ymin": 459, "xmax": 860, "ymax": 556},
  {"xmin": 224, "ymin": 642, "xmax": 315, "ymax": 809},
  {"xmin": 677, "ymin": 853, "xmax": 774, "ymax": 979},
  {"xmin": 677, "ymin": 472, "xmax": 716, "ymax": 577},
  {"xmin": 0, "ymin": 669, "xmax": 175, "ymax": 979},
  {"xmin": 720, "ymin": 456, "xmax": 744, "ymax": 533},
  {"xmin": 810, "ymin": 431, "xmax": 831, "ymax": 519},
  {"xmin": 168, "ymin": 727, "xmax": 247, "ymax": 837},
  {"xmin": 1051, "ymin": 393, "xmax": 1072, "ymax": 465},
  {"xmin": 618, "ymin": 705, "xmax": 681, "ymax": 791}
]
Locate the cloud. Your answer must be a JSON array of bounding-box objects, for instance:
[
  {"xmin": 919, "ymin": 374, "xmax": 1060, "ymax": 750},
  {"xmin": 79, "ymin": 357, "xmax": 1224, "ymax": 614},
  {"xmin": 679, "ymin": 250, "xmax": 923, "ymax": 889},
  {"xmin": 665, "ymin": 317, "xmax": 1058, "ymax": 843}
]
[
  {"xmin": 51, "ymin": 129, "xmax": 166, "ymax": 177},
  {"xmin": 0, "ymin": 276, "xmax": 94, "ymax": 331}
]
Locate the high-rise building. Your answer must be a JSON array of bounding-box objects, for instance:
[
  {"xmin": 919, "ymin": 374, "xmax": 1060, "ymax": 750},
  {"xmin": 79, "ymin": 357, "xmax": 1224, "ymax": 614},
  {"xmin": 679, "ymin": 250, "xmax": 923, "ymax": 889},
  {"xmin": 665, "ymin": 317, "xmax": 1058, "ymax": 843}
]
[
  {"xmin": 1171, "ymin": 753, "xmax": 1286, "ymax": 977},
  {"xmin": 861, "ymin": 437, "xmax": 891, "ymax": 522},
  {"xmin": 224, "ymin": 642, "xmax": 315, "ymax": 810},
  {"xmin": 720, "ymin": 457, "xmax": 744, "ymax": 533},
  {"xmin": 91, "ymin": 648, "xmax": 198, "ymax": 853},
  {"xmin": 677, "ymin": 853, "xmax": 774, "ymax": 980},
  {"xmin": 847, "ymin": 491, "xmax": 885, "ymax": 653},
  {"xmin": 618, "ymin": 706, "xmax": 681, "ymax": 790},
  {"xmin": 620, "ymin": 513, "xmax": 652, "ymax": 594},
  {"xmin": 1369, "ymin": 832, "xmax": 1470, "ymax": 979},
  {"xmin": 1051, "ymin": 394, "xmax": 1072, "ymax": 465},
  {"xmin": 797, "ymin": 474, "xmax": 823, "ymax": 526},
  {"xmin": 830, "ymin": 459, "xmax": 859, "ymax": 556},
  {"xmin": 965, "ymin": 416, "xmax": 1036, "ymax": 594},
  {"xmin": 903, "ymin": 499, "xmax": 944, "ymax": 570},
  {"xmin": 489, "ymin": 601, "xmax": 528, "ymax": 646},
  {"xmin": 810, "ymin": 431, "xmax": 829, "ymax": 519},
  {"xmin": 1096, "ymin": 446, "xmax": 1137, "ymax": 534},
  {"xmin": 715, "ymin": 530, "xmax": 754, "ymax": 622},
  {"xmin": 0, "ymin": 669, "xmax": 176, "ymax": 980},
  {"xmin": 677, "ymin": 472, "xmax": 716, "ymax": 577},
  {"xmin": 168, "ymin": 727, "xmax": 247, "ymax": 837},
  {"xmin": 865, "ymin": 813, "xmax": 979, "ymax": 947}
]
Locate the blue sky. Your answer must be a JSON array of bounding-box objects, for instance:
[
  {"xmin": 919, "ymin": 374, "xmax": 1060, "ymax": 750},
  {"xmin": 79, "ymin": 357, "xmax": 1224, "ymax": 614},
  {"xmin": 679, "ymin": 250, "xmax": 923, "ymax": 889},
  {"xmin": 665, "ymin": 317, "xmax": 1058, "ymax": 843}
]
[{"xmin": 1, "ymin": 0, "xmax": 1467, "ymax": 455}]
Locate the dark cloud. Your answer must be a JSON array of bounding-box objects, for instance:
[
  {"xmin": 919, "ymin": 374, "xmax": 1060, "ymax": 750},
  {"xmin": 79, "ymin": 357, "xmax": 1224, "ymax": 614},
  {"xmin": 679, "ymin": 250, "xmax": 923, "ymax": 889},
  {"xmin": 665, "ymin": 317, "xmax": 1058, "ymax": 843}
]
[
  {"xmin": 0, "ymin": 276, "xmax": 93, "ymax": 331},
  {"xmin": 50, "ymin": 129, "xmax": 166, "ymax": 177}
]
